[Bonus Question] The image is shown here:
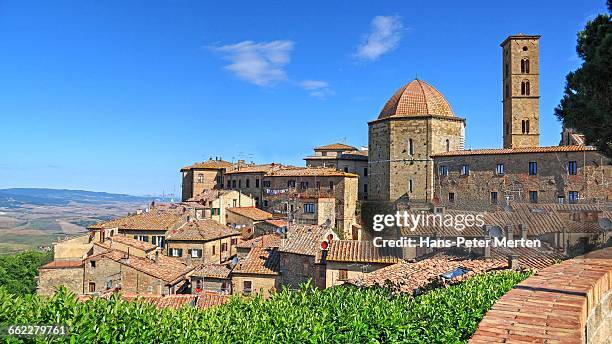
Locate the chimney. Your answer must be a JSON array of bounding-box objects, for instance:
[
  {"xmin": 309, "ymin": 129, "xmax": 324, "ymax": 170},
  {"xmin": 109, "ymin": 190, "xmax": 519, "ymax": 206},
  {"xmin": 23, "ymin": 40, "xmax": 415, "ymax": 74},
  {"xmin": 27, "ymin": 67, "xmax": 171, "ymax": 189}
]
[
  {"xmin": 507, "ymin": 254, "xmax": 519, "ymax": 269},
  {"xmin": 484, "ymin": 235, "xmax": 491, "ymax": 258},
  {"xmin": 519, "ymin": 224, "xmax": 528, "ymax": 239},
  {"xmin": 506, "ymin": 225, "xmax": 514, "ymax": 240},
  {"xmin": 483, "ymin": 225, "xmax": 491, "ymax": 237}
]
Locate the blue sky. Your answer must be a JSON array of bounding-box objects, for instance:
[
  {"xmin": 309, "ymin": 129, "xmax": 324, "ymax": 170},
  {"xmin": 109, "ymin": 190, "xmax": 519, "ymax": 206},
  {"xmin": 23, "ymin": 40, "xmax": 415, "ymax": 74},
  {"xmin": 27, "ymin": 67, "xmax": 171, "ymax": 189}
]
[{"xmin": 0, "ymin": 1, "xmax": 607, "ymax": 196}]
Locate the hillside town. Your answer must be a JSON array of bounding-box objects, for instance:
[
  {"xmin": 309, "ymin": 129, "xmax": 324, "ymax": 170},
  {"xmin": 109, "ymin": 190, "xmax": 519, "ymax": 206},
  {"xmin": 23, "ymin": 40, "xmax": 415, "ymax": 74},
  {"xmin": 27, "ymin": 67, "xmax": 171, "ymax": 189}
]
[{"xmin": 36, "ymin": 34, "xmax": 612, "ymax": 310}]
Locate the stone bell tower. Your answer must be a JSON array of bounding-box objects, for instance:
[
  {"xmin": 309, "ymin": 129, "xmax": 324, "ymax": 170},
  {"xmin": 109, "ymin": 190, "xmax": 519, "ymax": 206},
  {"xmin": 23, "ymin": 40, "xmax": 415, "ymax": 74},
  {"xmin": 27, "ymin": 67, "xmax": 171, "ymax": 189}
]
[{"xmin": 501, "ymin": 34, "xmax": 540, "ymax": 148}]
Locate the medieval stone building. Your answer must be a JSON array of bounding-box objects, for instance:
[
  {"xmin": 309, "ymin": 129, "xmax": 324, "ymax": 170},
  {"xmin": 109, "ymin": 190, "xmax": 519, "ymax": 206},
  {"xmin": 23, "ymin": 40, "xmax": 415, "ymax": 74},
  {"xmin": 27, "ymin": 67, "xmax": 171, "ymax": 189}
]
[
  {"xmin": 368, "ymin": 79, "xmax": 465, "ymax": 203},
  {"xmin": 367, "ymin": 34, "xmax": 611, "ymax": 209}
]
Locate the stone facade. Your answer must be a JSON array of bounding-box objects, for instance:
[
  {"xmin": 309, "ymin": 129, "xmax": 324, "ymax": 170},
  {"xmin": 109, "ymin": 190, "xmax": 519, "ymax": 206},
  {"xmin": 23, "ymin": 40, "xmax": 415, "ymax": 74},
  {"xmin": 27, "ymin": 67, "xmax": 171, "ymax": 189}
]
[
  {"xmin": 278, "ymin": 251, "xmax": 325, "ymax": 290},
  {"xmin": 231, "ymin": 274, "xmax": 278, "ymax": 298},
  {"xmin": 368, "ymin": 115, "xmax": 465, "ymax": 202},
  {"xmin": 165, "ymin": 235, "xmax": 238, "ymax": 265},
  {"xmin": 261, "ymin": 174, "xmax": 358, "ymax": 238},
  {"xmin": 37, "ymin": 264, "xmax": 84, "ymax": 296},
  {"xmin": 433, "ymin": 149, "xmax": 612, "ymax": 210},
  {"xmin": 501, "ymin": 35, "xmax": 540, "ymax": 149},
  {"xmin": 324, "ymin": 261, "xmax": 392, "ymax": 288}
]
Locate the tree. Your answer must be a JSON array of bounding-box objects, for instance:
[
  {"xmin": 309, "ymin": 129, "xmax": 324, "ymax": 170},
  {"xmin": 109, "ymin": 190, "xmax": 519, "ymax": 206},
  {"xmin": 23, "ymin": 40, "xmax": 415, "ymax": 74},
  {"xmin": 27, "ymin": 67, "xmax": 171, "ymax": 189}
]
[
  {"xmin": 0, "ymin": 250, "xmax": 53, "ymax": 295},
  {"xmin": 555, "ymin": 1, "xmax": 612, "ymax": 157}
]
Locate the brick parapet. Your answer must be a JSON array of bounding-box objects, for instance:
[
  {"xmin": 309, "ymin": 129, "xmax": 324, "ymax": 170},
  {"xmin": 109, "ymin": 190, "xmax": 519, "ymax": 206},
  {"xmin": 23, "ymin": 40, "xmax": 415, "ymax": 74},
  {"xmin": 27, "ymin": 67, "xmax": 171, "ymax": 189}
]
[{"xmin": 470, "ymin": 247, "xmax": 612, "ymax": 343}]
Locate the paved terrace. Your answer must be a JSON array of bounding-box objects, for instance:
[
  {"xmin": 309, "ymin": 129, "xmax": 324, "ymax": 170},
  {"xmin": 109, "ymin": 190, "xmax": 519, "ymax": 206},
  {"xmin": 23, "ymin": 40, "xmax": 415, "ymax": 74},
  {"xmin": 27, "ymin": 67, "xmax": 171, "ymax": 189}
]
[{"xmin": 470, "ymin": 247, "xmax": 612, "ymax": 344}]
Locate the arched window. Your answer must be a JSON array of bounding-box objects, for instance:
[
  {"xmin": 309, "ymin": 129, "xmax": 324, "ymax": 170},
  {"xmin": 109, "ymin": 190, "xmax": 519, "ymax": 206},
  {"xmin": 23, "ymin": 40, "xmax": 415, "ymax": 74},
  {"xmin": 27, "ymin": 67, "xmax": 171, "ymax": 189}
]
[
  {"xmin": 521, "ymin": 120, "xmax": 526, "ymax": 134},
  {"xmin": 525, "ymin": 81, "xmax": 530, "ymax": 95},
  {"xmin": 526, "ymin": 120, "xmax": 530, "ymax": 134},
  {"xmin": 521, "ymin": 58, "xmax": 530, "ymax": 73},
  {"xmin": 445, "ymin": 139, "xmax": 450, "ymax": 152},
  {"xmin": 521, "ymin": 82, "xmax": 526, "ymax": 95},
  {"xmin": 408, "ymin": 139, "xmax": 414, "ymax": 155}
]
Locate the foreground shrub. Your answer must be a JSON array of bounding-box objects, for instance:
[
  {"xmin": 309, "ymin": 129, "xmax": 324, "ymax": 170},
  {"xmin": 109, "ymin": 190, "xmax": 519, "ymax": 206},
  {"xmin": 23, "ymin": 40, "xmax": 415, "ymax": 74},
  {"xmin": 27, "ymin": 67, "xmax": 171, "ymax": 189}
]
[{"xmin": 0, "ymin": 270, "xmax": 529, "ymax": 343}]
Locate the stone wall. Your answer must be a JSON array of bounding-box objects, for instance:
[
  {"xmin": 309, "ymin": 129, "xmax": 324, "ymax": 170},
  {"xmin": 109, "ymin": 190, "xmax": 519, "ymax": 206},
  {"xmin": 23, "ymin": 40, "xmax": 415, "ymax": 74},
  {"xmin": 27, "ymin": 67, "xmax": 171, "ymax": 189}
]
[
  {"xmin": 37, "ymin": 266, "xmax": 83, "ymax": 296},
  {"xmin": 165, "ymin": 236, "xmax": 238, "ymax": 265},
  {"xmin": 278, "ymin": 252, "xmax": 324, "ymax": 289},
  {"xmin": 231, "ymin": 273, "xmax": 278, "ymax": 298},
  {"xmin": 433, "ymin": 150, "xmax": 611, "ymax": 210},
  {"xmin": 368, "ymin": 116, "xmax": 464, "ymax": 203},
  {"xmin": 470, "ymin": 247, "xmax": 612, "ymax": 344}
]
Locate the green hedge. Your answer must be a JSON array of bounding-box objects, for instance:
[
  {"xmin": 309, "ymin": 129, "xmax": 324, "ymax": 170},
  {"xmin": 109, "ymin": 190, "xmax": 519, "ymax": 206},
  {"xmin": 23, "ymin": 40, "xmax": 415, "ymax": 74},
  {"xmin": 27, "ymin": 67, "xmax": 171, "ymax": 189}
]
[{"xmin": 0, "ymin": 270, "xmax": 529, "ymax": 343}]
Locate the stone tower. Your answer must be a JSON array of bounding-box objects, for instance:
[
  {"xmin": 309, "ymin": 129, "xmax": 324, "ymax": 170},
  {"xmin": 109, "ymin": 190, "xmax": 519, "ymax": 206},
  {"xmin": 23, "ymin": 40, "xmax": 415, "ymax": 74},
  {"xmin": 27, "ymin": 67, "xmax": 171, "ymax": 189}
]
[
  {"xmin": 501, "ymin": 34, "xmax": 540, "ymax": 148},
  {"xmin": 368, "ymin": 79, "xmax": 465, "ymax": 203}
]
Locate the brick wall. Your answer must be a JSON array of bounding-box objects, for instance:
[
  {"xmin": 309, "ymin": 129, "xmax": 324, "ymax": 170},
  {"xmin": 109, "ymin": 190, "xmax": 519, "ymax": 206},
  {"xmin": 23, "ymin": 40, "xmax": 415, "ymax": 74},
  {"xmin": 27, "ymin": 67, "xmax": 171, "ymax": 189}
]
[{"xmin": 470, "ymin": 247, "xmax": 612, "ymax": 343}]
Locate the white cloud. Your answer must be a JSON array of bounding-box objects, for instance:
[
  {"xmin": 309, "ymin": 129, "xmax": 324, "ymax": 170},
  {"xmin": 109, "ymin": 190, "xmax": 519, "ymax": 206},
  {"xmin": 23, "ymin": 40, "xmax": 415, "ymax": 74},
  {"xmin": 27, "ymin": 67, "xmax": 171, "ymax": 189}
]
[
  {"xmin": 211, "ymin": 40, "xmax": 294, "ymax": 87},
  {"xmin": 299, "ymin": 80, "xmax": 335, "ymax": 99},
  {"xmin": 355, "ymin": 15, "xmax": 403, "ymax": 61}
]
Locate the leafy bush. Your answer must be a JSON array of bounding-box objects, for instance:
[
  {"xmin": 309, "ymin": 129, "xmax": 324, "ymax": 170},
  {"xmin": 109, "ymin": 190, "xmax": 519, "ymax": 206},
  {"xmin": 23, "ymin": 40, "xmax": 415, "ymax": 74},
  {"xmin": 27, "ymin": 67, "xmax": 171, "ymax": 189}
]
[
  {"xmin": 0, "ymin": 270, "xmax": 529, "ymax": 343},
  {"xmin": 0, "ymin": 250, "xmax": 53, "ymax": 295}
]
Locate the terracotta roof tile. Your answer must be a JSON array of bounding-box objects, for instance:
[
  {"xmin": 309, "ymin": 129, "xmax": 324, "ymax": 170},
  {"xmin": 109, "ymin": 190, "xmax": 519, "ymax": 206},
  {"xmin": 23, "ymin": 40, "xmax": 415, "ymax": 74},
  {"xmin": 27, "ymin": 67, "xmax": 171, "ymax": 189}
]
[
  {"xmin": 314, "ymin": 143, "xmax": 357, "ymax": 151},
  {"xmin": 431, "ymin": 145, "xmax": 596, "ymax": 157},
  {"xmin": 349, "ymin": 252, "xmax": 505, "ymax": 293},
  {"xmin": 104, "ymin": 235, "xmax": 157, "ymax": 252},
  {"xmin": 277, "ymin": 225, "xmax": 328, "ymax": 257},
  {"xmin": 166, "ymin": 219, "xmax": 239, "ymax": 242},
  {"xmin": 237, "ymin": 233, "xmax": 282, "ymax": 249},
  {"xmin": 227, "ymin": 207, "xmax": 273, "ymax": 221},
  {"xmin": 379, "ymin": 79, "xmax": 455, "ymax": 119},
  {"xmin": 93, "ymin": 249, "xmax": 193, "ymax": 284},
  {"xmin": 89, "ymin": 210, "xmax": 183, "ymax": 231},
  {"xmin": 39, "ymin": 260, "xmax": 84, "ymax": 269},
  {"xmin": 325, "ymin": 240, "xmax": 402, "ymax": 264},
  {"xmin": 225, "ymin": 163, "xmax": 282, "ymax": 174},
  {"xmin": 490, "ymin": 245, "xmax": 565, "ymax": 270},
  {"xmin": 195, "ymin": 292, "xmax": 230, "ymax": 309},
  {"xmin": 180, "ymin": 160, "xmax": 233, "ymax": 171},
  {"xmin": 233, "ymin": 247, "xmax": 280, "ymax": 275},
  {"xmin": 192, "ymin": 263, "xmax": 232, "ymax": 279},
  {"xmin": 264, "ymin": 219, "xmax": 289, "ymax": 228},
  {"xmin": 119, "ymin": 293, "xmax": 228, "ymax": 310}
]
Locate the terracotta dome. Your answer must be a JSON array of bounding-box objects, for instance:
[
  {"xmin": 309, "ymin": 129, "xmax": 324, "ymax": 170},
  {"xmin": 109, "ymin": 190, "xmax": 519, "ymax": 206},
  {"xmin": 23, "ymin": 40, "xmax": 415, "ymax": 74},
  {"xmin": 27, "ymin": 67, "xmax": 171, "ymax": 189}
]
[{"xmin": 378, "ymin": 79, "xmax": 455, "ymax": 119}]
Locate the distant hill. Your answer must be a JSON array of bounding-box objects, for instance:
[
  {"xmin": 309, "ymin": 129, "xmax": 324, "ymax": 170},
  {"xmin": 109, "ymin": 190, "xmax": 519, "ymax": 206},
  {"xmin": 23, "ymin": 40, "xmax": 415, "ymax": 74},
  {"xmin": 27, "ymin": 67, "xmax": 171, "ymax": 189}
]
[{"xmin": 0, "ymin": 188, "xmax": 165, "ymax": 208}]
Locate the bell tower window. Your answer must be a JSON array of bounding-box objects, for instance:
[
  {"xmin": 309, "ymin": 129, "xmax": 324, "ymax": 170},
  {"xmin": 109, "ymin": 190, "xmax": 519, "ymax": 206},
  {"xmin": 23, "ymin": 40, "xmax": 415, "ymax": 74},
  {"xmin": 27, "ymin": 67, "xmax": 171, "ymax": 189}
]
[
  {"xmin": 408, "ymin": 139, "xmax": 414, "ymax": 155},
  {"xmin": 520, "ymin": 58, "xmax": 530, "ymax": 73}
]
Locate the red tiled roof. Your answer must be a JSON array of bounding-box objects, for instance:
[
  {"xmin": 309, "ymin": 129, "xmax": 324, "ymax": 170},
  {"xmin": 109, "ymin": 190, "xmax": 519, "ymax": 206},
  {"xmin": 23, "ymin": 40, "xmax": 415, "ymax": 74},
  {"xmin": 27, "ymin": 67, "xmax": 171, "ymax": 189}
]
[
  {"xmin": 192, "ymin": 263, "xmax": 232, "ymax": 279},
  {"xmin": 166, "ymin": 219, "xmax": 239, "ymax": 242},
  {"xmin": 95, "ymin": 249, "xmax": 193, "ymax": 284},
  {"xmin": 89, "ymin": 210, "xmax": 183, "ymax": 231},
  {"xmin": 431, "ymin": 145, "xmax": 596, "ymax": 157},
  {"xmin": 237, "ymin": 233, "xmax": 282, "ymax": 249},
  {"xmin": 314, "ymin": 143, "xmax": 357, "ymax": 151},
  {"xmin": 195, "ymin": 292, "xmax": 230, "ymax": 309},
  {"xmin": 277, "ymin": 225, "xmax": 328, "ymax": 257},
  {"xmin": 490, "ymin": 245, "xmax": 565, "ymax": 270},
  {"xmin": 349, "ymin": 252, "xmax": 505, "ymax": 293},
  {"xmin": 225, "ymin": 163, "xmax": 282, "ymax": 174},
  {"xmin": 39, "ymin": 260, "xmax": 84, "ymax": 269},
  {"xmin": 264, "ymin": 219, "xmax": 288, "ymax": 228},
  {"xmin": 325, "ymin": 240, "xmax": 402, "ymax": 264},
  {"xmin": 106, "ymin": 235, "xmax": 157, "ymax": 252},
  {"xmin": 227, "ymin": 207, "xmax": 273, "ymax": 221},
  {"xmin": 180, "ymin": 160, "xmax": 233, "ymax": 171},
  {"xmin": 378, "ymin": 79, "xmax": 455, "ymax": 119},
  {"xmin": 117, "ymin": 293, "xmax": 228, "ymax": 310},
  {"xmin": 233, "ymin": 247, "xmax": 280, "ymax": 275}
]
